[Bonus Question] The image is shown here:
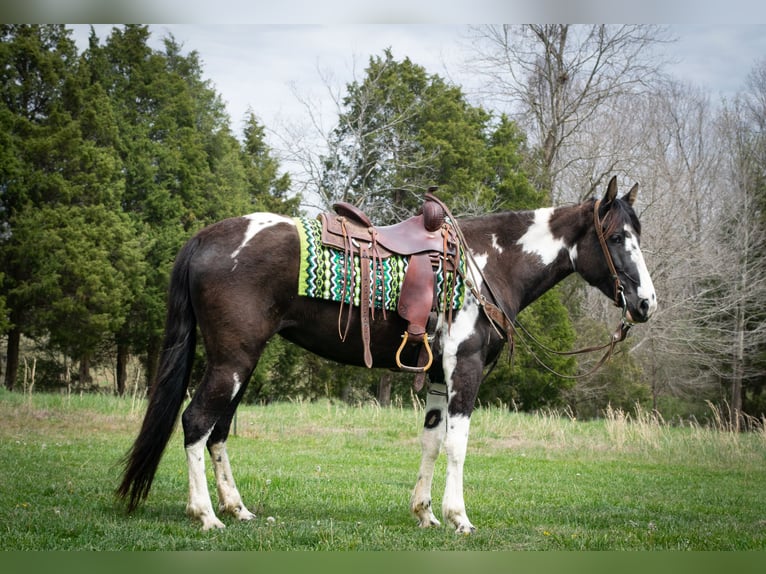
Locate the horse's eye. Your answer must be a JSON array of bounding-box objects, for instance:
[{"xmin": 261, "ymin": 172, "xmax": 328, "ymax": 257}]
[{"xmin": 610, "ymin": 234, "xmax": 623, "ymax": 244}]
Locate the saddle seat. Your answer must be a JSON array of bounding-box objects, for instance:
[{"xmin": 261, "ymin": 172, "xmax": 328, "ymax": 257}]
[
  {"xmin": 326, "ymin": 199, "xmax": 451, "ymax": 257},
  {"xmin": 317, "ymin": 193, "xmax": 460, "ymax": 378}
]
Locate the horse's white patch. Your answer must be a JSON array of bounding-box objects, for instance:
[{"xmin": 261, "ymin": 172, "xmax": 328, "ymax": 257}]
[
  {"xmin": 230, "ymin": 213, "xmax": 295, "ymax": 261},
  {"xmin": 441, "ymin": 414, "xmax": 473, "ymax": 530},
  {"xmin": 439, "ymin": 249, "xmax": 486, "ymax": 404},
  {"xmin": 210, "ymin": 442, "xmax": 255, "ymax": 522},
  {"xmin": 568, "ymin": 244, "xmax": 578, "ymax": 271},
  {"xmin": 517, "ymin": 207, "xmax": 565, "ymax": 265},
  {"xmin": 231, "ymin": 373, "xmax": 241, "ymax": 400},
  {"xmin": 624, "ymin": 225, "xmax": 658, "ymax": 315},
  {"xmin": 441, "ymin": 297, "xmax": 481, "ymax": 406},
  {"xmin": 185, "ymin": 429, "xmax": 224, "ymax": 530},
  {"xmin": 490, "ymin": 234, "xmax": 503, "ymax": 254}
]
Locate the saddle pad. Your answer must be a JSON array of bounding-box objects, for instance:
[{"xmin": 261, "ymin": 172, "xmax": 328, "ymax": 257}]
[{"xmin": 295, "ymin": 217, "xmax": 465, "ymax": 311}]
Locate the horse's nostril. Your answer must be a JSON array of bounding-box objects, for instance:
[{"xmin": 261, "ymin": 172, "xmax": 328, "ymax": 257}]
[{"xmin": 639, "ymin": 299, "xmax": 650, "ymax": 314}]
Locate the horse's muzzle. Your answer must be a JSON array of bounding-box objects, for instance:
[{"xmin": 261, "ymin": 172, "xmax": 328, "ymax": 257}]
[{"xmin": 625, "ymin": 297, "xmax": 653, "ymax": 324}]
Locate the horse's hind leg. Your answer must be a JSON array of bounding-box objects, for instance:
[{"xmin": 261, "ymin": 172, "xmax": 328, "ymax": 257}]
[
  {"xmin": 182, "ymin": 362, "xmax": 259, "ymax": 530},
  {"xmin": 207, "ymin": 381, "xmax": 256, "ymax": 522}
]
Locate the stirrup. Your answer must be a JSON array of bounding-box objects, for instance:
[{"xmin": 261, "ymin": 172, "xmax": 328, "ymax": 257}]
[{"xmin": 395, "ymin": 331, "xmax": 433, "ymax": 373}]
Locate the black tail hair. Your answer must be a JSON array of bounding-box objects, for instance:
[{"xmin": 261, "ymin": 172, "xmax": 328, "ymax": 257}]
[{"xmin": 116, "ymin": 237, "xmax": 200, "ymax": 512}]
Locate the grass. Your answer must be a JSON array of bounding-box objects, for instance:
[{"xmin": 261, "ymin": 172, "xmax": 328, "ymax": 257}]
[{"xmin": 0, "ymin": 387, "xmax": 765, "ymax": 550}]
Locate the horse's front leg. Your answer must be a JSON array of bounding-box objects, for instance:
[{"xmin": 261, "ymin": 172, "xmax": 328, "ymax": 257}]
[
  {"xmin": 439, "ymin": 313, "xmax": 485, "ymax": 534},
  {"xmin": 410, "ymin": 382, "xmax": 448, "ymax": 528},
  {"xmin": 441, "ymin": 409, "xmax": 475, "ymax": 534}
]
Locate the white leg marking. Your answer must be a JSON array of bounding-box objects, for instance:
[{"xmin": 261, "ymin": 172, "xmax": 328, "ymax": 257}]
[
  {"xmin": 517, "ymin": 207, "xmax": 564, "ymax": 265},
  {"xmin": 185, "ymin": 431, "xmax": 225, "ymax": 530},
  {"xmin": 411, "ymin": 383, "xmax": 447, "ymax": 528},
  {"xmin": 230, "ymin": 213, "xmax": 295, "ymax": 261},
  {"xmin": 440, "ymin": 308, "xmax": 479, "ymax": 534},
  {"xmin": 625, "ymin": 225, "xmax": 658, "ymax": 316},
  {"xmin": 210, "ymin": 442, "xmax": 256, "ymax": 522},
  {"xmin": 411, "ymin": 251, "xmax": 486, "ymax": 532},
  {"xmin": 438, "ymin": 285, "xmax": 483, "ymax": 533},
  {"xmin": 442, "ymin": 414, "xmax": 475, "ymax": 534}
]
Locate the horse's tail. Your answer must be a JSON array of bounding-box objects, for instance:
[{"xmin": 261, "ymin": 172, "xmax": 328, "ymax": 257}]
[{"xmin": 116, "ymin": 236, "xmax": 200, "ymax": 513}]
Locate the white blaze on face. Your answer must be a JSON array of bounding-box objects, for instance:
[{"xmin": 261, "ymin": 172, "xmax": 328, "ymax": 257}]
[
  {"xmin": 230, "ymin": 213, "xmax": 295, "ymax": 262},
  {"xmin": 517, "ymin": 208, "xmax": 565, "ymax": 265},
  {"xmin": 624, "ymin": 224, "xmax": 658, "ymax": 316}
]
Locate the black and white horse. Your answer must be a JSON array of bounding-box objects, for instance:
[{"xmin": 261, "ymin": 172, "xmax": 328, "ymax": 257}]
[{"xmin": 117, "ymin": 176, "xmax": 656, "ymax": 533}]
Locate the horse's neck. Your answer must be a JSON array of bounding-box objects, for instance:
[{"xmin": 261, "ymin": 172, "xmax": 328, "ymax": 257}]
[{"xmin": 460, "ymin": 204, "xmax": 586, "ymax": 316}]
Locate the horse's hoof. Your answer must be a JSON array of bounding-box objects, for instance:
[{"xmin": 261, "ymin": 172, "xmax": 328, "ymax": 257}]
[
  {"xmin": 455, "ymin": 524, "xmax": 476, "ymax": 535},
  {"xmin": 416, "ymin": 516, "xmax": 441, "ymax": 528},
  {"xmin": 200, "ymin": 517, "xmax": 226, "ymax": 531},
  {"xmin": 223, "ymin": 504, "xmax": 256, "ymax": 522},
  {"xmin": 237, "ymin": 509, "xmax": 256, "ymax": 521}
]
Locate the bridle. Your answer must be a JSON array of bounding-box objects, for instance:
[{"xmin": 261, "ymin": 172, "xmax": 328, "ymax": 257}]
[{"xmin": 593, "ymin": 199, "xmax": 629, "ymax": 315}]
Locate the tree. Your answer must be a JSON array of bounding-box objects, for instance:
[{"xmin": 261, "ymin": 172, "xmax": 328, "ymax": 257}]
[
  {"xmin": 698, "ymin": 62, "xmax": 766, "ymax": 426},
  {"xmin": 0, "ymin": 25, "xmax": 80, "ymax": 389},
  {"xmin": 241, "ymin": 112, "xmax": 299, "ymax": 215},
  {"xmin": 7, "ymin": 205, "xmax": 145, "ymax": 385},
  {"xmin": 467, "ymin": 25, "xmax": 673, "ymax": 202},
  {"xmin": 0, "ymin": 25, "xmax": 298, "ymax": 393}
]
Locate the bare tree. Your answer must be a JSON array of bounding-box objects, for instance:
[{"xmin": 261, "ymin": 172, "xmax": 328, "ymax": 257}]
[
  {"xmin": 467, "ymin": 25, "xmax": 674, "ymax": 201},
  {"xmin": 699, "ymin": 65, "xmax": 766, "ymax": 427}
]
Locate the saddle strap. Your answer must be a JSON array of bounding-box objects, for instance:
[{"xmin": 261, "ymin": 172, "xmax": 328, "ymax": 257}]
[
  {"xmin": 337, "ymin": 217, "xmax": 355, "ymax": 341},
  {"xmin": 360, "ymin": 245, "xmax": 373, "ymax": 368}
]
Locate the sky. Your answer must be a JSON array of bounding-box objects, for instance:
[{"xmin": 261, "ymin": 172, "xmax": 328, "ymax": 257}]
[{"xmin": 67, "ymin": 24, "xmax": 766, "ymax": 144}]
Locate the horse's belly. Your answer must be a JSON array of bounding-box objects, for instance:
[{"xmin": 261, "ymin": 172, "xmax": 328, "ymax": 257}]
[{"xmin": 279, "ymin": 297, "xmax": 424, "ymax": 369}]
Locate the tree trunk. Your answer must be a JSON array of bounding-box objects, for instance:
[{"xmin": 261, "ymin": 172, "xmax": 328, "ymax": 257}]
[
  {"xmin": 730, "ymin": 304, "xmax": 746, "ymax": 432},
  {"xmin": 4, "ymin": 328, "xmax": 20, "ymax": 391},
  {"xmin": 377, "ymin": 372, "xmax": 392, "ymax": 406},
  {"xmin": 116, "ymin": 342, "xmax": 129, "ymax": 396},
  {"xmin": 79, "ymin": 353, "xmax": 92, "ymax": 387}
]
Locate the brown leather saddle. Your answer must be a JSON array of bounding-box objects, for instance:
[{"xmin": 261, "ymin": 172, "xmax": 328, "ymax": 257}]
[{"xmin": 318, "ymin": 192, "xmax": 460, "ymax": 377}]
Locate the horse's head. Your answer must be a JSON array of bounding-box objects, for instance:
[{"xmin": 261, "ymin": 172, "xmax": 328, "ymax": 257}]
[{"xmin": 577, "ymin": 176, "xmax": 657, "ymax": 324}]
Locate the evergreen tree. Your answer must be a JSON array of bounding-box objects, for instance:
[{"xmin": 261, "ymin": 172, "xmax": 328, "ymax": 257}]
[
  {"xmin": 241, "ymin": 112, "xmax": 299, "ymax": 215},
  {"xmin": 0, "ymin": 25, "xmax": 80, "ymax": 389}
]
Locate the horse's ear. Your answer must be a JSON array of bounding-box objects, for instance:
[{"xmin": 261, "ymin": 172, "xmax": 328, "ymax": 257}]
[
  {"xmin": 622, "ymin": 183, "xmax": 638, "ymax": 206},
  {"xmin": 603, "ymin": 175, "xmax": 618, "ymax": 205}
]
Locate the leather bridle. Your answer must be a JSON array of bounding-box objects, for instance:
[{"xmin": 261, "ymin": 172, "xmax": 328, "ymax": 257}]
[{"xmin": 593, "ymin": 199, "xmax": 628, "ymax": 315}]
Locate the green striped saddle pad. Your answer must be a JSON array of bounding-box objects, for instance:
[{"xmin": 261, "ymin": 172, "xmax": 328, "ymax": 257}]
[{"xmin": 295, "ymin": 216, "xmax": 466, "ymax": 312}]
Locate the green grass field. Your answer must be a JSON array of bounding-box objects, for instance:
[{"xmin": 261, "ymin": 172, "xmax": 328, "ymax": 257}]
[{"xmin": 1, "ymin": 387, "xmax": 764, "ymax": 550}]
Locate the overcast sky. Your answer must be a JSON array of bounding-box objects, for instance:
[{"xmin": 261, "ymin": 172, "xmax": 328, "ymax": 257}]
[{"xmin": 67, "ymin": 24, "xmax": 766, "ymax": 142}]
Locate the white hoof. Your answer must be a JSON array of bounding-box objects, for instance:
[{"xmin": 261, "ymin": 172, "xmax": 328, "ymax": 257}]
[
  {"xmin": 411, "ymin": 499, "xmax": 441, "ymax": 528},
  {"xmin": 199, "ymin": 515, "xmax": 226, "ymax": 530}
]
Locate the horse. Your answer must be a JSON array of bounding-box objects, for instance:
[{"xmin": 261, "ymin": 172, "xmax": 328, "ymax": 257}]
[{"xmin": 116, "ymin": 176, "xmax": 657, "ymax": 533}]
